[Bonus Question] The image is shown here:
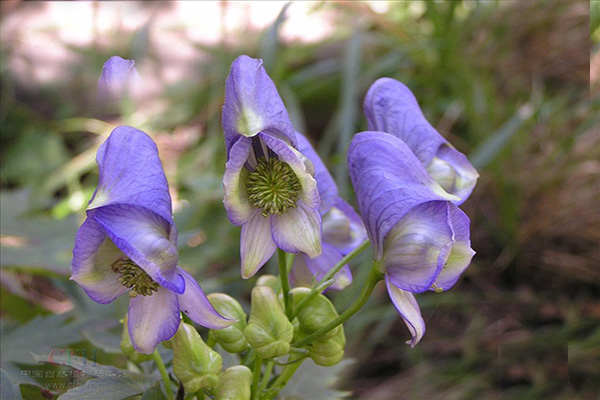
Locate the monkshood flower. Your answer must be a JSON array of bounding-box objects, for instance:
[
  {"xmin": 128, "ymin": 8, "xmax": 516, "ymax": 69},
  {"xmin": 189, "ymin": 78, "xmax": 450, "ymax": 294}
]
[
  {"xmin": 348, "ymin": 131, "xmax": 475, "ymax": 346},
  {"xmin": 222, "ymin": 55, "xmax": 322, "ymax": 278},
  {"xmin": 364, "ymin": 78, "xmax": 479, "ymax": 205},
  {"xmin": 289, "ymin": 133, "xmax": 367, "ymax": 290},
  {"xmin": 71, "ymin": 126, "xmax": 232, "ymax": 353},
  {"xmin": 97, "ymin": 55, "xmax": 142, "ymax": 100}
]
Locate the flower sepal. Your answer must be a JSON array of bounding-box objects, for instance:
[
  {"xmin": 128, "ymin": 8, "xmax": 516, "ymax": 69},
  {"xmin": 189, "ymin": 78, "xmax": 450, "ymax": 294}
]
[{"xmin": 209, "ymin": 366, "xmax": 252, "ymax": 400}]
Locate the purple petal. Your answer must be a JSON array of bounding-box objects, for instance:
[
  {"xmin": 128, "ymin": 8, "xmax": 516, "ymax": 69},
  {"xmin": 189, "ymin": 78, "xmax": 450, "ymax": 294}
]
[
  {"xmin": 364, "ymin": 78, "xmax": 478, "ymax": 204},
  {"xmin": 223, "ymin": 136, "xmax": 254, "ymax": 225},
  {"xmin": 296, "ymin": 132, "xmax": 338, "ymax": 213},
  {"xmin": 260, "ymin": 133, "xmax": 320, "ymax": 210},
  {"xmin": 271, "ymin": 201, "xmax": 322, "ymax": 258},
  {"xmin": 291, "ymin": 243, "xmax": 352, "ymax": 291},
  {"xmin": 71, "ymin": 218, "xmax": 127, "ymax": 304},
  {"xmin": 430, "ymin": 205, "xmax": 475, "ymax": 291},
  {"xmin": 128, "ymin": 286, "xmax": 181, "ymax": 354},
  {"xmin": 322, "ymin": 198, "xmax": 367, "ymax": 255},
  {"xmin": 176, "ymin": 267, "xmax": 235, "ymax": 329},
  {"xmin": 241, "ymin": 209, "xmax": 277, "ymax": 279},
  {"xmin": 382, "ymin": 201, "xmax": 454, "ymax": 293},
  {"xmin": 92, "ymin": 205, "xmax": 184, "ymax": 294},
  {"xmin": 385, "ymin": 275, "xmax": 425, "ymax": 348},
  {"xmin": 222, "ymin": 55, "xmax": 296, "ymax": 154},
  {"xmin": 97, "ymin": 56, "xmax": 142, "ymax": 100},
  {"xmin": 347, "ymin": 131, "xmax": 457, "ymax": 260},
  {"xmin": 89, "ymin": 126, "xmax": 174, "ymax": 226}
]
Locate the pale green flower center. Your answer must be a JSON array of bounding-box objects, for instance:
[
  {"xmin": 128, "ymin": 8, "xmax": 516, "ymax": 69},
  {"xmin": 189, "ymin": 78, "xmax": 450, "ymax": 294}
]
[
  {"xmin": 112, "ymin": 258, "xmax": 159, "ymax": 298},
  {"xmin": 246, "ymin": 157, "xmax": 302, "ymax": 217}
]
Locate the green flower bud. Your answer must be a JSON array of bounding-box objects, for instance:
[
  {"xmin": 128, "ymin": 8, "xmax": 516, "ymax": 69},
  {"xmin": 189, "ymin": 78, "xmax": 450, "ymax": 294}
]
[
  {"xmin": 173, "ymin": 322, "xmax": 222, "ymax": 393},
  {"xmin": 211, "ymin": 366, "xmax": 252, "ymax": 400},
  {"xmin": 308, "ymin": 329, "xmax": 346, "ymax": 366},
  {"xmin": 244, "ymin": 286, "xmax": 293, "ymax": 359},
  {"xmin": 291, "ymin": 287, "xmax": 341, "ymax": 340},
  {"xmin": 256, "ymin": 274, "xmax": 280, "ymax": 293},
  {"xmin": 120, "ymin": 317, "xmax": 152, "ymax": 364},
  {"xmin": 207, "ymin": 293, "xmax": 248, "ymax": 353}
]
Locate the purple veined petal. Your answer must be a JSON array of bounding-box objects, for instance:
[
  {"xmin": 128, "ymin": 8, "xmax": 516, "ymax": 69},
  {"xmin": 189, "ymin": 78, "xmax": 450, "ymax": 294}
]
[
  {"xmin": 348, "ymin": 131, "xmax": 458, "ymax": 259},
  {"xmin": 222, "ymin": 55, "xmax": 296, "ymax": 155},
  {"xmin": 427, "ymin": 144, "xmax": 479, "ymax": 205},
  {"xmin": 128, "ymin": 286, "xmax": 181, "ymax": 354},
  {"xmin": 260, "ymin": 133, "xmax": 320, "ymax": 210},
  {"xmin": 223, "ymin": 136, "xmax": 254, "ymax": 225},
  {"xmin": 176, "ymin": 267, "xmax": 235, "ymax": 329},
  {"xmin": 385, "ymin": 275, "xmax": 425, "ymax": 348},
  {"xmin": 71, "ymin": 217, "xmax": 128, "ymax": 304},
  {"xmin": 240, "ymin": 209, "xmax": 277, "ymax": 279},
  {"xmin": 270, "ymin": 201, "xmax": 322, "ymax": 258},
  {"xmin": 296, "ymin": 132, "xmax": 338, "ymax": 213},
  {"xmin": 290, "ymin": 243, "xmax": 352, "ymax": 291},
  {"xmin": 97, "ymin": 56, "xmax": 142, "ymax": 101},
  {"xmin": 382, "ymin": 201, "xmax": 454, "ymax": 293},
  {"xmin": 92, "ymin": 205, "xmax": 184, "ymax": 294},
  {"xmin": 430, "ymin": 204, "xmax": 475, "ymax": 291},
  {"xmin": 88, "ymin": 126, "xmax": 174, "ymax": 226},
  {"xmin": 364, "ymin": 78, "xmax": 478, "ymax": 204},
  {"xmin": 322, "ymin": 198, "xmax": 367, "ymax": 255}
]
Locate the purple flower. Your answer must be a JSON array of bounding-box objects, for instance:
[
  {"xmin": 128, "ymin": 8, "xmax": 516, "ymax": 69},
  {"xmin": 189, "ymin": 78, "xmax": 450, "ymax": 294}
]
[
  {"xmin": 71, "ymin": 126, "xmax": 232, "ymax": 354},
  {"xmin": 222, "ymin": 56, "xmax": 322, "ymax": 279},
  {"xmin": 289, "ymin": 133, "xmax": 367, "ymax": 290},
  {"xmin": 348, "ymin": 131, "xmax": 475, "ymax": 347},
  {"xmin": 364, "ymin": 78, "xmax": 479, "ymax": 205},
  {"xmin": 97, "ymin": 56, "xmax": 142, "ymax": 100}
]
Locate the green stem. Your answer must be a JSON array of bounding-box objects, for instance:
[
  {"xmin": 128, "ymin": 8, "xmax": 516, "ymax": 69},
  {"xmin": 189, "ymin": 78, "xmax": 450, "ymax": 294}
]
[
  {"xmin": 291, "ymin": 239, "xmax": 370, "ymax": 318},
  {"xmin": 265, "ymin": 357, "xmax": 305, "ymax": 400},
  {"xmin": 252, "ymin": 357, "xmax": 263, "ymax": 400},
  {"xmin": 152, "ymin": 349, "xmax": 173, "ymax": 400},
  {"xmin": 258, "ymin": 361, "xmax": 274, "ymax": 393},
  {"xmin": 278, "ymin": 249, "xmax": 292, "ymax": 318},
  {"xmin": 195, "ymin": 390, "xmax": 205, "ymax": 400},
  {"xmin": 293, "ymin": 262, "xmax": 382, "ymax": 348}
]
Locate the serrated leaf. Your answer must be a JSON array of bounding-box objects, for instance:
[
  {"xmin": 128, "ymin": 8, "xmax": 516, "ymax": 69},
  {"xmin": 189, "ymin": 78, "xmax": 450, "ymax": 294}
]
[{"xmin": 279, "ymin": 358, "xmax": 353, "ymax": 400}]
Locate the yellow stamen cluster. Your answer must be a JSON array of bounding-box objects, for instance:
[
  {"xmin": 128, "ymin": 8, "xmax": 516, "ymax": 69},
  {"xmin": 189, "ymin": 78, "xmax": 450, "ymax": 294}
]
[
  {"xmin": 246, "ymin": 157, "xmax": 302, "ymax": 217},
  {"xmin": 112, "ymin": 258, "xmax": 159, "ymax": 298}
]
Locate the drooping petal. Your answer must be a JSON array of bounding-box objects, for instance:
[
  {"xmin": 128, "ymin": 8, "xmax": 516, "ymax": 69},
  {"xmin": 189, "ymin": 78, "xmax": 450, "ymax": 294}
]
[
  {"xmin": 71, "ymin": 218, "xmax": 127, "ymax": 304},
  {"xmin": 222, "ymin": 55, "xmax": 296, "ymax": 154},
  {"xmin": 385, "ymin": 275, "xmax": 425, "ymax": 348},
  {"xmin": 240, "ymin": 209, "xmax": 277, "ymax": 279},
  {"xmin": 347, "ymin": 131, "xmax": 458, "ymax": 260},
  {"xmin": 296, "ymin": 132, "xmax": 338, "ymax": 213},
  {"xmin": 97, "ymin": 56, "xmax": 142, "ymax": 100},
  {"xmin": 128, "ymin": 286, "xmax": 181, "ymax": 354},
  {"xmin": 176, "ymin": 267, "xmax": 235, "ymax": 329},
  {"xmin": 92, "ymin": 205, "xmax": 184, "ymax": 294},
  {"xmin": 270, "ymin": 201, "xmax": 322, "ymax": 258},
  {"xmin": 430, "ymin": 204, "xmax": 476, "ymax": 291},
  {"xmin": 322, "ymin": 198, "xmax": 368, "ymax": 255},
  {"xmin": 364, "ymin": 78, "xmax": 478, "ymax": 204},
  {"xmin": 260, "ymin": 133, "xmax": 320, "ymax": 210},
  {"xmin": 382, "ymin": 201, "xmax": 454, "ymax": 293},
  {"xmin": 290, "ymin": 243, "xmax": 352, "ymax": 291},
  {"xmin": 223, "ymin": 136, "xmax": 254, "ymax": 225},
  {"xmin": 88, "ymin": 126, "xmax": 174, "ymax": 226}
]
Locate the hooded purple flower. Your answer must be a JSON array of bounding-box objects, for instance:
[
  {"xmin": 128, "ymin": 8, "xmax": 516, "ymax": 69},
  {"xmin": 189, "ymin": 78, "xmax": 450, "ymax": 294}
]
[
  {"xmin": 222, "ymin": 56, "xmax": 322, "ymax": 279},
  {"xmin": 289, "ymin": 133, "xmax": 367, "ymax": 290},
  {"xmin": 348, "ymin": 131, "xmax": 475, "ymax": 347},
  {"xmin": 71, "ymin": 126, "xmax": 232, "ymax": 354},
  {"xmin": 364, "ymin": 78, "xmax": 479, "ymax": 205},
  {"xmin": 97, "ymin": 56, "xmax": 142, "ymax": 100}
]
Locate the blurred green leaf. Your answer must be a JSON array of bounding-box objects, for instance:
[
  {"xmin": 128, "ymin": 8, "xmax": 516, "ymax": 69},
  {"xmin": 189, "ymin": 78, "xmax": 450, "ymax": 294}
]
[{"xmin": 279, "ymin": 359, "xmax": 352, "ymax": 400}]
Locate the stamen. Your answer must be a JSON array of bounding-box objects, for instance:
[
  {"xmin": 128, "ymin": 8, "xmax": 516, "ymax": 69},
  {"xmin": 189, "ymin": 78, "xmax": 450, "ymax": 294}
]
[
  {"xmin": 246, "ymin": 157, "xmax": 302, "ymax": 217},
  {"xmin": 112, "ymin": 258, "xmax": 159, "ymax": 297},
  {"xmin": 431, "ymin": 283, "xmax": 444, "ymax": 293}
]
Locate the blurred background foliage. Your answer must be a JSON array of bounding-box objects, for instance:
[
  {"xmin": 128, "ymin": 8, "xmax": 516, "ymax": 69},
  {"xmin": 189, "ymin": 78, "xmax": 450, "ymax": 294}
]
[{"xmin": 0, "ymin": 1, "xmax": 597, "ymax": 399}]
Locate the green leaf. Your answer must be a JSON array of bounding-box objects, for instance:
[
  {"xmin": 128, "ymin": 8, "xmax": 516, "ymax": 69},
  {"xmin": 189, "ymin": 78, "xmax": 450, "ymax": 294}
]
[
  {"xmin": 140, "ymin": 383, "xmax": 168, "ymax": 400},
  {"xmin": 81, "ymin": 330, "xmax": 122, "ymax": 354},
  {"xmin": 1, "ymin": 367, "xmax": 23, "ymax": 400}
]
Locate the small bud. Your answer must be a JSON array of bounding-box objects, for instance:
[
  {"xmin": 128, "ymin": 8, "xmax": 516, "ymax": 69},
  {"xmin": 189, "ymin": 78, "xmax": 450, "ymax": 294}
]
[
  {"xmin": 120, "ymin": 317, "xmax": 152, "ymax": 364},
  {"xmin": 291, "ymin": 287, "xmax": 341, "ymax": 340},
  {"xmin": 308, "ymin": 329, "xmax": 346, "ymax": 367},
  {"xmin": 210, "ymin": 366, "xmax": 252, "ymax": 400},
  {"xmin": 244, "ymin": 286, "xmax": 293, "ymax": 359},
  {"xmin": 256, "ymin": 274, "xmax": 280, "ymax": 293},
  {"xmin": 173, "ymin": 323, "xmax": 222, "ymax": 393},
  {"xmin": 207, "ymin": 293, "xmax": 248, "ymax": 353}
]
